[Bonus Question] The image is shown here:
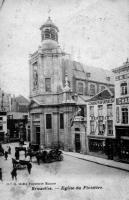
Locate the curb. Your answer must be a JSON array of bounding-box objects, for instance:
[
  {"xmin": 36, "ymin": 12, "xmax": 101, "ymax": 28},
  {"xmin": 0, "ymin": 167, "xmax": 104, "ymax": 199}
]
[{"xmin": 63, "ymin": 153, "xmax": 129, "ymax": 173}]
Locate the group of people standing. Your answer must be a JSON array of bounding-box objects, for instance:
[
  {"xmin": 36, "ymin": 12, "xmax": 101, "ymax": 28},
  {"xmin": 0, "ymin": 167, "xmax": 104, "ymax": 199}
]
[{"xmin": 0, "ymin": 144, "xmax": 32, "ymax": 182}]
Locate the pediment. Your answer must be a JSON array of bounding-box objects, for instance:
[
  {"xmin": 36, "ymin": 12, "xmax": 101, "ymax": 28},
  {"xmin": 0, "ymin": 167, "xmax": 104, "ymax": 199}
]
[{"xmin": 29, "ymin": 99, "xmax": 40, "ymax": 109}]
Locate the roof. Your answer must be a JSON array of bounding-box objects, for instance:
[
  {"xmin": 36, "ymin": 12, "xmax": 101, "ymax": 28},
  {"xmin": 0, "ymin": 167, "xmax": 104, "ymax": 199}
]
[
  {"xmin": 7, "ymin": 112, "xmax": 28, "ymax": 119},
  {"xmin": 73, "ymin": 61, "xmax": 114, "ymax": 84},
  {"xmin": 40, "ymin": 17, "xmax": 59, "ymax": 32},
  {"xmin": 76, "ymin": 96, "xmax": 86, "ymax": 105},
  {"xmin": 86, "ymin": 88, "xmax": 114, "ymax": 102},
  {"xmin": 15, "ymin": 95, "xmax": 29, "ymax": 105},
  {"xmin": 112, "ymin": 61, "xmax": 129, "ymax": 74},
  {"xmin": 62, "ymin": 59, "xmax": 114, "ymax": 85}
]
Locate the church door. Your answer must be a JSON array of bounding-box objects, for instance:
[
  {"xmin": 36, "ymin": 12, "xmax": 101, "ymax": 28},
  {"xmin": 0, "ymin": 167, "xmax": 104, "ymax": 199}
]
[
  {"xmin": 36, "ymin": 127, "xmax": 40, "ymax": 145},
  {"xmin": 75, "ymin": 134, "xmax": 81, "ymax": 153}
]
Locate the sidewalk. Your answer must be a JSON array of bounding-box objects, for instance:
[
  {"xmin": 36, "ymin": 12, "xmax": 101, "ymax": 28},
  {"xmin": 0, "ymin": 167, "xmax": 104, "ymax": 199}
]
[{"xmin": 63, "ymin": 151, "xmax": 129, "ymax": 172}]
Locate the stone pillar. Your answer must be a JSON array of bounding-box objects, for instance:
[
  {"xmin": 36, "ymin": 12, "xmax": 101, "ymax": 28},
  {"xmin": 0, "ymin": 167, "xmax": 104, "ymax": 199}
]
[
  {"xmin": 64, "ymin": 106, "xmax": 73, "ymax": 151},
  {"xmin": 52, "ymin": 111, "xmax": 59, "ymax": 147},
  {"xmin": 30, "ymin": 114, "xmax": 35, "ymax": 143},
  {"xmin": 40, "ymin": 113, "xmax": 45, "ymax": 146}
]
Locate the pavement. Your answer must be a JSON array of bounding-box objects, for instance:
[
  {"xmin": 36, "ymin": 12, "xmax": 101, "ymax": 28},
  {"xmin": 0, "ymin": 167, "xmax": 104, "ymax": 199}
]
[{"xmin": 63, "ymin": 151, "xmax": 129, "ymax": 172}]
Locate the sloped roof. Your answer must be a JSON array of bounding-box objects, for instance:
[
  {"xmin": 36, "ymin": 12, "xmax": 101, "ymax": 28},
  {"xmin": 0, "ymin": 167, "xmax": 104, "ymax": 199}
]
[
  {"xmin": 86, "ymin": 88, "xmax": 114, "ymax": 102},
  {"xmin": 62, "ymin": 59, "xmax": 114, "ymax": 84},
  {"xmin": 76, "ymin": 96, "xmax": 86, "ymax": 105},
  {"xmin": 8, "ymin": 112, "xmax": 28, "ymax": 119},
  {"xmin": 15, "ymin": 95, "xmax": 29, "ymax": 105}
]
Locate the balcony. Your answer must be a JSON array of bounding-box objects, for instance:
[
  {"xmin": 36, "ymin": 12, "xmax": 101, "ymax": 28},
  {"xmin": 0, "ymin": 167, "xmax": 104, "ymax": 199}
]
[{"xmin": 73, "ymin": 116, "xmax": 87, "ymax": 122}]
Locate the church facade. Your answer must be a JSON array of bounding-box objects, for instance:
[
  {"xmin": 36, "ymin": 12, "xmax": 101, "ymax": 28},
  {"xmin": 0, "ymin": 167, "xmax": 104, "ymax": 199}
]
[{"xmin": 29, "ymin": 17, "xmax": 114, "ymax": 153}]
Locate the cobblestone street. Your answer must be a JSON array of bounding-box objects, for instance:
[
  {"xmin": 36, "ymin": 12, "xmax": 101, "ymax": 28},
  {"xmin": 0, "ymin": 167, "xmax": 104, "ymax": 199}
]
[{"xmin": 0, "ymin": 142, "xmax": 129, "ymax": 200}]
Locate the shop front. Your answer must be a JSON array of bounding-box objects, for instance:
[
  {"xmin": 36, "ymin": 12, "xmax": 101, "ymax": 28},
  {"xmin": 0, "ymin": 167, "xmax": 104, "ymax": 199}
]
[
  {"xmin": 88, "ymin": 136, "xmax": 107, "ymax": 158},
  {"xmin": 88, "ymin": 136, "xmax": 117, "ymax": 160},
  {"xmin": 116, "ymin": 126, "xmax": 129, "ymax": 163}
]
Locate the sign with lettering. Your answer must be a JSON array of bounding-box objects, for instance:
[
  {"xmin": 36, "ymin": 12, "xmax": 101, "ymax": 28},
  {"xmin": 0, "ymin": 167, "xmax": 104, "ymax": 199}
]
[
  {"xmin": 116, "ymin": 97, "xmax": 129, "ymax": 105},
  {"xmin": 88, "ymin": 98, "xmax": 114, "ymax": 105},
  {"xmin": 115, "ymin": 73, "xmax": 129, "ymax": 81}
]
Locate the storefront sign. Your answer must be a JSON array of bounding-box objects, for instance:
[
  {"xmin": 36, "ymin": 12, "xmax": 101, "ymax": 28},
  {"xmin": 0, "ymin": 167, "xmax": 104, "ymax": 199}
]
[
  {"xmin": 89, "ymin": 98, "xmax": 114, "ymax": 105},
  {"xmin": 115, "ymin": 73, "xmax": 129, "ymax": 81},
  {"xmin": 116, "ymin": 97, "xmax": 129, "ymax": 105}
]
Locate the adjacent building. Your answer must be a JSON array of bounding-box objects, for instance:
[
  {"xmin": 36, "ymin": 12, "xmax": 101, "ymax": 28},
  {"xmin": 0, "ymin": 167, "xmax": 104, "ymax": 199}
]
[
  {"xmin": 7, "ymin": 95, "xmax": 30, "ymax": 141},
  {"xmin": 86, "ymin": 88, "xmax": 115, "ymax": 159},
  {"xmin": 0, "ymin": 111, "xmax": 7, "ymax": 142},
  {"xmin": 112, "ymin": 59, "xmax": 129, "ymax": 162}
]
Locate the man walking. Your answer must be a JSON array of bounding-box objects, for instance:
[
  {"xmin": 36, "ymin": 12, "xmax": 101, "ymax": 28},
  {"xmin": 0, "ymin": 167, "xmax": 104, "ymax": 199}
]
[
  {"xmin": 4, "ymin": 151, "xmax": 8, "ymax": 160},
  {"xmin": 15, "ymin": 150, "xmax": 19, "ymax": 160},
  {"xmin": 11, "ymin": 167, "xmax": 17, "ymax": 180},
  {"xmin": 27, "ymin": 162, "xmax": 32, "ymax": 174},
  {"xmin": 8, "ymin": 146, "xmax": 11, "ymax": 154}
]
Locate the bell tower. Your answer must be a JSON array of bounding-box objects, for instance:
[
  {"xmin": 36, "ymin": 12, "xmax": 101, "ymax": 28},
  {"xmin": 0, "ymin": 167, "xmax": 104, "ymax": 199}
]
[{"xmin": 29, "ymin": 16, "xmax": 67, "ymax": 100}]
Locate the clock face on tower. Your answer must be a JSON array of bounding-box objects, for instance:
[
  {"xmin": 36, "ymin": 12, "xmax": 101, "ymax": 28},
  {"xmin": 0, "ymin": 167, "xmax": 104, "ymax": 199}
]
[{"xmin": 33, "ymin": 62, "xmax": 38, "ymax": 90}]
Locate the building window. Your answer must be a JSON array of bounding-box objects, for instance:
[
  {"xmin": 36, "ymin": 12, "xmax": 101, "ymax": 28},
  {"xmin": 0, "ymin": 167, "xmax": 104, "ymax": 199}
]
[
  {"xmin": 90, "ymin": 120, "xmax": 95, "ymax": 134},
  {"xmin": 0, "ymin": 125, "xmax": 3, "ymax": 130},
  {"xmin": 121, "ymin": 107, "xmax": 128, "ymax": 124},
  {"xmin": 75, "ymin": 128, "xmax": 80, "ymax": 131},
  {"xmin": 78, "ymin": 82, "xmax": 83, "ymax": 95},
  {"xmin": 33, "ymin": 113, "xmax": 40, "ymax": 120},
  {"xmin": 107, "ymin": 120, "xmax": 113, "ymax": 135},
  {"xmin": 60, "ymin": 113, "xmax": 64, "ymax": 129},
  {"xmin": 100, "ymin": 85, "xmax": 105, "ymax": 91},
  {"xmin": 46, "ymin": 114, "xmax": 52, "ymax": 129},
  {"xmin": 98, "ymin": 105, "xmax": 103, "ymax": 116},
  {"xmin": 0, "ymin": 117, "xmax": 3, "ymax": 120},
  {"xmin": 90, "ymin": 84, "xmax": 96, "ymax": 96},
  {"xmin": 45, "ymin": 78, "xmax": 51, "ymax": 92},
  {"xmin": 33, "ymin": 62, "xmax": 38, "ymax": 89},
  {"xmin": 50, "ymin": 29, "xmax": 56, "ymax": 41},
  {"xmin": 106, "ymin": 77, "xmax": 110, "ymax": 81},
  {"xmin": 121, "ymin": 82, "xmax": 127, "ymax": 95},
  {"xmin": 44, "ymin": 29, "xmax": 50, "ymax": 39},
  {"xmin": 98, "ymin": 120, "xmax": 104, "ymax": 135},
  {"xmin": 107, "ymin": 104, "xmax": 113, "ymax": 116},
  {"xmin": 116, "ymin": 106, "xmax": 120, "ymax": 123},
  {"xmin": 90, "ymin": 106, "xmax": 94, "ymax": 116}
]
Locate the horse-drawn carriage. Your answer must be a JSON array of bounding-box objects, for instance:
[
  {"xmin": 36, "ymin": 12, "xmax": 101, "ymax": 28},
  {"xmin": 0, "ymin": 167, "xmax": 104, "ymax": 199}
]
[
  {"xmin": 12, "ymin": 158, "xmax": 30, "ymax": 169},
  {"xmin": 15, "ymin": 146, "xmax": 26, "ymax": 153},
  {"xmin": 36, "ymin": 149, "xmax": 63, "ymax": 163}
]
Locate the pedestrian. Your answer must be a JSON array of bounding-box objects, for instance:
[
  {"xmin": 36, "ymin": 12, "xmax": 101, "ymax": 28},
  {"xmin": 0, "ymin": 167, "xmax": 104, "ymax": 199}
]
[
  {"xmin": 15, "ymin": 150, "xmax": 19, "ymax": 160},
  {"xmin": 0, "ymin": 168, "xmax": 3, "ymax": 181},
  {"xmin": 4, "ymin": 151, "xmax": 8, "ymax": 160},
  {"xmin": 27, "ymin": 162, "xmax": 32, "ymax": 174},
  {"xmin": 36, "ymin": 154, "xmax": 40, "ymax": 165},
  {"xmin": 8, "ymin": 146, "xmax": 11, "ymax": 154},
  {"xmin": 11, "ymin": 167, "xmax": 17, "ymax": 180}
]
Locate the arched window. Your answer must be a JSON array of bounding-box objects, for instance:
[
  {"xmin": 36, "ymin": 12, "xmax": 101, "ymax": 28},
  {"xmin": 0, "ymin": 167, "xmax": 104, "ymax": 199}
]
[
  {"xmin": 121, "ymin": 82, "xmax": 127, "ymax": 95},
  {"xmin": 90, "ymin": 84, "xmax": 96, "ymax": 96},
  {"xmin": 78, "ymin": 82, "xmax": 83, "ymax": 95},
  {"xmin": 44, "ymin": 29, "xmax": 50, "ymax": 39},
  {"xmin": 50, "ymin": 29, "xmax": 56, "ymax": 40}
]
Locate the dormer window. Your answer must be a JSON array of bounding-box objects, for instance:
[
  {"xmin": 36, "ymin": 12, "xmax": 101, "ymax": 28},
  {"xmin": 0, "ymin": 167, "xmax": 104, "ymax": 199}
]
[
  {"xmin": 86, "ymin": 73, "xmax": 91, "ymax": 78},
  {"xmin": 106, "ymin": 77, "xmax": 110, "ymax": 81}
]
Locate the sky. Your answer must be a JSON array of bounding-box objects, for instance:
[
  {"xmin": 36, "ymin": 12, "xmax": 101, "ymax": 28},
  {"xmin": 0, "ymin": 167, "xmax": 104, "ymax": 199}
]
[{"xmin": 0, "ymin": 0, "xmax": 129, "ymax": 97}]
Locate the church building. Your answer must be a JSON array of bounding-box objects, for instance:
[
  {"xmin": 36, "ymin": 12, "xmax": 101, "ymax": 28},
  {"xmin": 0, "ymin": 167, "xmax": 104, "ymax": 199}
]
[{"xmin": 29, "ymin": 16, "xmax": 114, "ymax": 153}]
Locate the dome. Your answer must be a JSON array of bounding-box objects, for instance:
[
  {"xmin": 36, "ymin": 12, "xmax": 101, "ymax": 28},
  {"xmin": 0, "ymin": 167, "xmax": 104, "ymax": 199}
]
[
  {"xmin": 40, "ymin": 17, "xmax": 59, "ymax": 32},
  {"xmin": 42, "ymin": 39, "xmax": 58, "ymax": 50}
]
